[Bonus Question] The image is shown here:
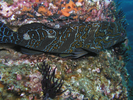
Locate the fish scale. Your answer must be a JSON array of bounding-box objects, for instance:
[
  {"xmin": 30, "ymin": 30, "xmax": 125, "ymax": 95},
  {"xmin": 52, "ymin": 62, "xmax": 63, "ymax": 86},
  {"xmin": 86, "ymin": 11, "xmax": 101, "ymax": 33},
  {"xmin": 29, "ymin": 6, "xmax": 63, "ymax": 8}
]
[{"xmin": 0, "ymin": 21, "xmax": 126, "ymax": 58}]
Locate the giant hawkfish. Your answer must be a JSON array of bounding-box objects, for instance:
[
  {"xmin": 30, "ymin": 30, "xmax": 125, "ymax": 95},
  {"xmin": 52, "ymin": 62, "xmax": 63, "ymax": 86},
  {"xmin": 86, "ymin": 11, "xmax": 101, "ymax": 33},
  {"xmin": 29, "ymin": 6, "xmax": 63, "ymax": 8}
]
[{"xmin": 0, "ymin": 20, "xmax": 126, "ymax": 58}]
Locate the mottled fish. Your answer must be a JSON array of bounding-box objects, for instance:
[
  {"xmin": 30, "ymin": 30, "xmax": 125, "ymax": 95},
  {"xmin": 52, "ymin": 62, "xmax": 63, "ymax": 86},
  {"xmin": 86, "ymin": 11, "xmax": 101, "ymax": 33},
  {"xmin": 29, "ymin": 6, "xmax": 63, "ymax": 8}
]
[{"xmin": 0, "ymin": 21, "xmax": 126, "ymax": 58}]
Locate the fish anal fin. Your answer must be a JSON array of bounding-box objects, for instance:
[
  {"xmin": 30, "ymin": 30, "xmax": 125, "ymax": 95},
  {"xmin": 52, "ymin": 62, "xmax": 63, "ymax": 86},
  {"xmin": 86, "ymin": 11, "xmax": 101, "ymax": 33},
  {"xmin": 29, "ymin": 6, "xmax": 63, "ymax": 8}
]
[{"xmin": 72, "ymin": 50, "xmax": 88, "ymax": 58}]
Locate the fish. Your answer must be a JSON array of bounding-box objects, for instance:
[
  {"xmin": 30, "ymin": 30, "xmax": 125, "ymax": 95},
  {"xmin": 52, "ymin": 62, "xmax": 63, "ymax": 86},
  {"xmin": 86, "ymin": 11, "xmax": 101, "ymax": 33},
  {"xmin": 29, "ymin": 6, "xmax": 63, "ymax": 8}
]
[{"xmin": 0, "ymin": 21, "xmax": 126, "ymax": 58}]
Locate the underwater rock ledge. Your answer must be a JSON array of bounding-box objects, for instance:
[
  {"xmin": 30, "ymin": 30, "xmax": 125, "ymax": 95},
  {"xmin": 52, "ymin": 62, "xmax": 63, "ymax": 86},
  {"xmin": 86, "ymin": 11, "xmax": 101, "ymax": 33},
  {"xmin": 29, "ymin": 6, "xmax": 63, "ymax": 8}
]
[
  {"xmin": 0, "ymin": 0, "xmax": 130, "ymax": 99},
  {"xmin": 0, "ymin": 46, "xmax": 130, "ymax": 100}
]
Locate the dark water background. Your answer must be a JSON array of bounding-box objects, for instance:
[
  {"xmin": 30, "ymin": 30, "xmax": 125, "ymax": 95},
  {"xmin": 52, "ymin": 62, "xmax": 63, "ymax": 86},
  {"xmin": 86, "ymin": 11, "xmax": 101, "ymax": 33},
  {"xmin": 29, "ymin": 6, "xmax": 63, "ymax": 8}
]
[{"xmin": 119, "ymin": 0, "xmax": 133, "ymax": 95}]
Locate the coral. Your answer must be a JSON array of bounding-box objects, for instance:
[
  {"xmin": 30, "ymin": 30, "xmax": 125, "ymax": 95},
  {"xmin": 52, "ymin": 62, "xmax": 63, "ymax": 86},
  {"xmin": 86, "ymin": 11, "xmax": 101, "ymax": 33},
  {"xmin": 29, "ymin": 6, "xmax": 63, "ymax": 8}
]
[
  {"xmin": 60, "ymin": 0, "xmax": 78, "ymax": 17},
  {"xmin": 22, "ymin": 6, "xmax": 32, "ymax": 12},
  {"xmin": 111, "ymin": 39, "xmax": 130, "ymax": 62},
  {"xmin": 0, "ymin": 0, "xmax": 116, "ymax": 26},
  {"xmin": 128, "ymin": 86, "xmax": 133, "ymax": 99},
  {"xmin": 114, "ymin": 1, "xmax": 128, "ymax": 29},
  {"xmin": 0, "ymin": 1, "xmax": 13, "ymax": 17},
  {"xmin": 38, "ymin": 62, "xmax": 65, "ymax": 99},
  {"xmin": 0, "ymin": 59, "xmax": 43, "ymax": 99},
  {"xmin": 38, "ymin": 6, "xmax": 52, "ymax": 16}
]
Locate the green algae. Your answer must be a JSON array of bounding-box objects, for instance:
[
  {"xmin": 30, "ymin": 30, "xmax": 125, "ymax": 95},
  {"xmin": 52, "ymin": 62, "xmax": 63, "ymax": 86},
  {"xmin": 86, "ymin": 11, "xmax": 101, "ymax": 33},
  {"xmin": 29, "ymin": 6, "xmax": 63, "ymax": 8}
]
[{"xmin": 3, "ymin": 0, "xmax": 14, "ymax": 4}]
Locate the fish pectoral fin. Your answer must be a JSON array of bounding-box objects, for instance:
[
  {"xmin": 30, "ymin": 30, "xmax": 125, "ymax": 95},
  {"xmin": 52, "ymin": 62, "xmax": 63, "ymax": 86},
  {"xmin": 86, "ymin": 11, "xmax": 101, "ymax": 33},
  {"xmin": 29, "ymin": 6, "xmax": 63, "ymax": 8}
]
[
  {"xmin": 59, "ymin": 48, "xmax": 88, "ymax": 58},
  {"xmin": 72, "ymin": 50, "xmax": 88, "ymax": 58},
  {"xmin": 59, "ymin": 53, "xmax": 74, "ymax": 58},
  {"xmin": 20, "ymin": 47, "xmax": 43, "ymax": 55}
]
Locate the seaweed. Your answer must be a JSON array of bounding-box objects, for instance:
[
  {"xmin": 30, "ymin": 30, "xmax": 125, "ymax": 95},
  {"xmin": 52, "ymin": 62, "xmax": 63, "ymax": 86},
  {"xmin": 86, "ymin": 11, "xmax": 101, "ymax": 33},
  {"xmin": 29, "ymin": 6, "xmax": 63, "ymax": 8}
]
[
  {"xmin": 111, "ymin": 39, "xmax": 130, "ymax": 62},
  {"xmin": 114, "ymin": 0, "xmax": 129, "ymax": 29},
  {"xmin": 38, "ymin": 62, "xmax": 66, "ymax": 99}
]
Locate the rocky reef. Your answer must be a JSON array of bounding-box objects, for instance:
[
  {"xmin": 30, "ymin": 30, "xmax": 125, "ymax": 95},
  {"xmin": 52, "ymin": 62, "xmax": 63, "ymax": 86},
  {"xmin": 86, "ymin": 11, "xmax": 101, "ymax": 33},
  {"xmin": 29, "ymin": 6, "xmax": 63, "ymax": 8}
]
[
  {"xmin": 0, "ymin": 0, "xmax": 131, "ymax": 100},
  {"xmin": 0, "ymin": 40, "xmax": 130, "ymax": 100},
  {"xmin": 0, "ymin": 0, "xmax": 116, "ymax": 28}
]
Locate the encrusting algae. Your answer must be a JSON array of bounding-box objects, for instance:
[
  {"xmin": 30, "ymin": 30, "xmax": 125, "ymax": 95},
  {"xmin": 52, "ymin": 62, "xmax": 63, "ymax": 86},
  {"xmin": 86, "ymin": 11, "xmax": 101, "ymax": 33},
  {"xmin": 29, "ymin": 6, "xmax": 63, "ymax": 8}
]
[
  {"xmin": 0, "ymin": 43, "xmax": 130, "ymax": 99},
  {"xmin": 1, "ymin": 0, "xmax": 116, "ymax": 27}
]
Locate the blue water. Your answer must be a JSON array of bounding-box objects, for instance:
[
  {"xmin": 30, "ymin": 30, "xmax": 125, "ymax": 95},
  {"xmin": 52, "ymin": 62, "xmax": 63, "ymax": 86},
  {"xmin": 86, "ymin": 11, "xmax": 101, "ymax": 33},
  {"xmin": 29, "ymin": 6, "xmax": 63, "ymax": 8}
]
[{"xmin": 119, "ymin": 0, "xmax": 133, "ymax": 97}]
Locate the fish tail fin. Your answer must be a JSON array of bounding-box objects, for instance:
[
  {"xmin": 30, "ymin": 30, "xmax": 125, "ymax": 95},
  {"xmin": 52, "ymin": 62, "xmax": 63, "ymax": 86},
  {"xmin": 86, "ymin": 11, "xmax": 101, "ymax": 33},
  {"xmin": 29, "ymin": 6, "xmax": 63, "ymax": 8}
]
[{"xmin": 0, "ymin": 21, "xmax": 19, "ymax": 44}]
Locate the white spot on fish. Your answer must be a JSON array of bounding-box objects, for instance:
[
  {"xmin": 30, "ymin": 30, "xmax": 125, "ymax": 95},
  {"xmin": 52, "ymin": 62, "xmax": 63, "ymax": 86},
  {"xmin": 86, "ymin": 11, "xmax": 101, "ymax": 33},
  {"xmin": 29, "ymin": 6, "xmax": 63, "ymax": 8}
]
[
  {"xmin": 90, "ymin": 47, "xmax": 96, "ymax": 49},
  {"xmin": 48, "ymin": 34, "xmax": 55, "ymax": 38},
  {"xmin": 47, "ymin": 29, "xmax": 56, "ymax": 38},
  {"xmin": 54, "ymin": 24, "xmax": 60, "ymax": 29},
  {"xmin": 23, "ymin": 33, "xmax": 30, "ymax": 40},
  {"xmin": 106, "ymin": 36, "xmax": 109, "ymax": 40}
]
